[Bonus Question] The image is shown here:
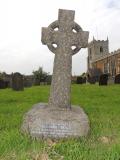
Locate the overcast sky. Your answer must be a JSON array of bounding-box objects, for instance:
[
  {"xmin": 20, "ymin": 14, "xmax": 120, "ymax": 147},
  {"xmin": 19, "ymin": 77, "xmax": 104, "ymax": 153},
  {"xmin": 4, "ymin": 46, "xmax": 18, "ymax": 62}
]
[{"xmin": 0, "ymin": 0, "xmax": 120, "ymax": 75}]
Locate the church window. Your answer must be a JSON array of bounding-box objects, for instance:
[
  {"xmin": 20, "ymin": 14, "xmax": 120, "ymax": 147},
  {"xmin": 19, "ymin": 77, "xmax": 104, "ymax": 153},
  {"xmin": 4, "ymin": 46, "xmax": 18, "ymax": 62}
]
[
  {"xmin": 89, "ymin": 48, "xmax": 92, "ymax": 59},
  {"xmin": 104, "ymin": 63, "xmax": 108, "ymax": 73},
  {"xmin": 100, "ymin": 46, "xmax": 103, "ymax": 53}
]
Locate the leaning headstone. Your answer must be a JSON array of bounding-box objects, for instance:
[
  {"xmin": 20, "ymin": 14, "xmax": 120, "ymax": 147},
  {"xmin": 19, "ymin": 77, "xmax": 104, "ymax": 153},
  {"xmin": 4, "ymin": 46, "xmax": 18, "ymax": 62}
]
[
  {"xmin": 115, "ymin": 74, "xmax": 120, "ymax": 84},
  {"xmin": 12, "ymin": 72, "xmax": 24, "ymax": 91},
  {"xmin": 22, "ymin": 9, "xmax": 89, "ymax": 139},
  {"xmin": 99, "ymin": 74, "xmax": 108, "ymax": 86}
]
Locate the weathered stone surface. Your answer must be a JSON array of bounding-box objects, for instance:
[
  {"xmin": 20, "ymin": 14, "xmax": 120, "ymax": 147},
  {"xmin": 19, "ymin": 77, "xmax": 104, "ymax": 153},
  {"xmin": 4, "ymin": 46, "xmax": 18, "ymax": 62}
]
[
  {"xmin": 12, "ymin": 72, "xmax": 24, "ymax": 91},
  {"xmin": 21, "ymin": 9, "xmax": 90, "ymax": 139},
  {"xmin": 42, "ymin": 9, "xmax": 89, "ymax": 109},
  {"xmin": 21, "ymin": 103, "xmax": 89, "ymax": 139}
]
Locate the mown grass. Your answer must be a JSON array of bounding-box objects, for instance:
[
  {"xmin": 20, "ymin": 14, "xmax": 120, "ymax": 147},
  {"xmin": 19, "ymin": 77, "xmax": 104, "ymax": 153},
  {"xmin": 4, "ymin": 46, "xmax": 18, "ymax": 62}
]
[{"xmin": 0, "ymin": 84, "xmax": 120, "ymax": 160}]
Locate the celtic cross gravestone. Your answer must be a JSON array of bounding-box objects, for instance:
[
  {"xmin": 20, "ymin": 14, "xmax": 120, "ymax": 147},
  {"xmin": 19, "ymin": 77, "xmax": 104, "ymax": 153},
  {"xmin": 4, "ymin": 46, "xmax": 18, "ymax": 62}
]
[
  {"xmin": 21, "ymin": 9, "xmax": 90, "ymax": 139},
  {"xmin": 42, "ymin": 9, "xmax": 89, "ymax": 109}
]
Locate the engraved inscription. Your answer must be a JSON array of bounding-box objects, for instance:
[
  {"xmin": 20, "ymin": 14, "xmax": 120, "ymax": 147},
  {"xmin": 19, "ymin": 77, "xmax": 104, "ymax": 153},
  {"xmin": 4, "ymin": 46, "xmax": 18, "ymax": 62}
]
[{"xmin": 31, "ymin": 120, "xmax": 78, "ymax": 137}]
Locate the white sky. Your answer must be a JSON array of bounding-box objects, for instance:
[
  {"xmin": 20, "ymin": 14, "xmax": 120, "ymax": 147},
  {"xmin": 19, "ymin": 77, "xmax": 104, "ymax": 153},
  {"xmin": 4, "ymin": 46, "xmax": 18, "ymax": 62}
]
[{"xmin": 0, "ymin": 0, "xmax": 120, "ymax": 75}]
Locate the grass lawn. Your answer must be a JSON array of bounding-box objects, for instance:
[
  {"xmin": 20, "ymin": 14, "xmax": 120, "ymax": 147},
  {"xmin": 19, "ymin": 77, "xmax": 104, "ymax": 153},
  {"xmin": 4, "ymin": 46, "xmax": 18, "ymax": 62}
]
[{"xmin": 0, "ymin": 84, "xmax": 120, "ymax": 160}]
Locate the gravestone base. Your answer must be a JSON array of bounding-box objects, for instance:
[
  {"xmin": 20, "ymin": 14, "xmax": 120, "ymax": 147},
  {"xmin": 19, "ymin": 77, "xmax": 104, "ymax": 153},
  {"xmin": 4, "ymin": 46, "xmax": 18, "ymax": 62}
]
[{"xmin": 21, "ymin": 103, "xmax": 90, "ymax": 139}]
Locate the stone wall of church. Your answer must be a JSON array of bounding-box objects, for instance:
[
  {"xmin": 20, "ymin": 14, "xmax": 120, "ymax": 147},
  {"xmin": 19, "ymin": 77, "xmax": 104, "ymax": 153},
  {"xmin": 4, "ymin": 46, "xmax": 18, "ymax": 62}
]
[{"xmin": 94, "ymin": 49, "xmax": 120, "ymax": 76}]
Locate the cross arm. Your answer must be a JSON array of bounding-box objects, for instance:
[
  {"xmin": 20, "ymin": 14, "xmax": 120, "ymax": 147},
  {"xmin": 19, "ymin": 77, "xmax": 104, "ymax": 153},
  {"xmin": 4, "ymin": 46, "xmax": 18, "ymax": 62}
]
[
  {"xmin": 41, "ymin": 27, "xmax": 59, "ymax": 45},
  {"xmin": 41, "ymin": 27, "xmax": 50, "ymax": 45},
  {"xmin": 71, "ymin": 31, "xmax": 89, "ymax": 48}
]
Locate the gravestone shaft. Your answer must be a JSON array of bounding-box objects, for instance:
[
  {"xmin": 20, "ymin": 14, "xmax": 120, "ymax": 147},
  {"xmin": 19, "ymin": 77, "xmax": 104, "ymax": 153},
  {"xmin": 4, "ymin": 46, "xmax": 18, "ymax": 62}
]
[{"xmin": 42, "ymin": 9, "xmax": 89, "ymax": 109}]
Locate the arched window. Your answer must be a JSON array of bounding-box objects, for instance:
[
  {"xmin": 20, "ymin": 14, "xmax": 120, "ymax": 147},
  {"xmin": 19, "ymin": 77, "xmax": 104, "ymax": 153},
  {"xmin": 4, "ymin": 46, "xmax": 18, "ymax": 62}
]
[{"xmin": 100, "ymin": 46, "xmax": 103, "ymax": 53}]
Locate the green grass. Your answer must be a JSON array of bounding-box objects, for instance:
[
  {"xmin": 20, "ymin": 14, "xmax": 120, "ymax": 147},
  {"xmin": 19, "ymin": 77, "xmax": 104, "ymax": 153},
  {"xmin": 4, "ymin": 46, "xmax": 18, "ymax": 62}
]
[{"xmin": 0, "ymin": 84, "xmax": 120, "ymax": 159}]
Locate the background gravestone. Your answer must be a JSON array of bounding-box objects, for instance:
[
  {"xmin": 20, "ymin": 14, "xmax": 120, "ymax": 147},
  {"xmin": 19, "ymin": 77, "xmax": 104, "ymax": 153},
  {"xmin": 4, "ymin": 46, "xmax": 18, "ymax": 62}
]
[
  {"xmin": 99, "ymin": 74, "xmax": 108, "ymax": 86},
  {"xmin": 22, "ymin": 9, "xmax": 89, "ymax": 139},
  {"xmin": 46, "ymin": 75, "xmax": 52, "ymax": 85},
  {"xmin": 0, "ymin": 79, "xmax": 8, "ymax": 89},
  {"xmin": 76, "ymin": 76, "xmax": 85, "ymax": 84},
  {"xmin": 12, "ymin": 72, "xmax": 24, "ymax": 91},
  {"xmin": 24, "ymin": 77, "xmax": 33, "ymax": 88},
  {"xmin": 108, "ymin": 76, "xmax": 115, "ymax": 85},
  {"xmin": 83, "ymin": 77, "xmax": 86, "ymax": 84},
  {"xmin": 87, "ymin": 68, "xmax": 102, "ymax": 84},
  {"xmin": 88, "ymin": 76, "xmax": 96, "ymax": 84},
  {"xmin": 115, "ymin": 74, "xmax": 120, "ymax": 84}
]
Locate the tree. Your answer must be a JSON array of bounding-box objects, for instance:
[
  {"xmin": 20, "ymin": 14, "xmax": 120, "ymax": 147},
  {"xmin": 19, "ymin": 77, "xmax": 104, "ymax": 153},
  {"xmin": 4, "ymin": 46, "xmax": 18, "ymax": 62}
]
[
  {"xmin": 0, "ymin": 71, "xmax": 6, "ymax": 79},
  {"xmin": 32, "ymin": 67, "xmax": 48, "ymax": 85}
]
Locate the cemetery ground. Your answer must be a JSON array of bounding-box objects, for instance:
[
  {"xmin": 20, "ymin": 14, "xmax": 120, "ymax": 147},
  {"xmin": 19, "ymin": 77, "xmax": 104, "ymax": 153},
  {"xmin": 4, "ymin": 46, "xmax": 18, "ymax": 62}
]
[{"xmin": 0, "ymin": 85, "xmax": 120, "ymax": 160}]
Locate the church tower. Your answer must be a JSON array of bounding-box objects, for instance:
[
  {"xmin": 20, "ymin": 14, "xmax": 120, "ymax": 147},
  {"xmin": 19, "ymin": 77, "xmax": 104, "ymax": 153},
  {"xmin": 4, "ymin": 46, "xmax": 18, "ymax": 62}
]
[{"xmin": 87, "ymin": 37, "xmax": 109, "ymax": 70}]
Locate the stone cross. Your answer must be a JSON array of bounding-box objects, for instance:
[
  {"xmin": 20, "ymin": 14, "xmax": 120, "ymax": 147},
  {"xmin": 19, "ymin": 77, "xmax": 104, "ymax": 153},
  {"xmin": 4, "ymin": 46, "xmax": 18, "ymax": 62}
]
[{"xmin": 41, "ymin": 9, "xmax": 89, "ymax": 109}]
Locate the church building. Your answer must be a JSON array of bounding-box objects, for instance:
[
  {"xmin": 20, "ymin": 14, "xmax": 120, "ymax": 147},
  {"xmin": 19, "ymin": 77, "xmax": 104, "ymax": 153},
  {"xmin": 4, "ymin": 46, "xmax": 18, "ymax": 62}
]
[{"xmin": 87, "ymin": 37, "xmax": 120, "ymax": 78}]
